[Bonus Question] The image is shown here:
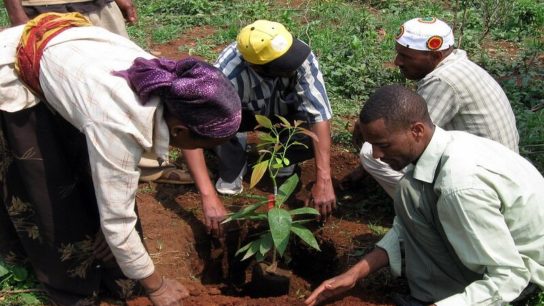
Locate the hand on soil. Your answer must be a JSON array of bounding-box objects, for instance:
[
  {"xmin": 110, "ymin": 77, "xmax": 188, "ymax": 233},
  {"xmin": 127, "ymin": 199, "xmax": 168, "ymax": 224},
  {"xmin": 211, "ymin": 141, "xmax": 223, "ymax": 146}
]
[
  {"xmin": 306, "ymin": 179, "xmax": 336, "ymax": 222},
  {"xmin": 304, "ymin": 272, "xmax": 358, "ymax": 306},
  {"xmin": 202, "ymin": 194, "xmax": 227, "ymax": 237},
  {"xmin": 148, "ymin": 278, "xmax": 189, "ymax": 306}
]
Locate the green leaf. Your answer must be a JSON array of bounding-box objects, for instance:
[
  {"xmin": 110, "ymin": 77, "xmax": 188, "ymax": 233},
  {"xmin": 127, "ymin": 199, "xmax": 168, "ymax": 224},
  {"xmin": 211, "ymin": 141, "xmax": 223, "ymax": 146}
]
[
  {"xmin": 276, "ymin": 174, "xmax": 299, "ymax": 205},
  {"xmin": 268, "ymin": 208, "xmax": 292, "ymax": 256},
  {"xmin": 255, "ymin": 251, "xmax": 265, "ymax": 262},
  {"xmin": 241, "ymin": 240, "xmax": 261, "ymax": 261},
  {"xmin": 258, "ymin": 132, "xmax": 276, "ymax": 144},
  {"xmin": 291, "ymin": 141, "xmax": 308, "ymax": 149},
  {"xmin": 276, "ymin": 115, "xmax": 292, "ymax": 128},
  {"xmin": 222, "ymin": 200, "xmax": 267, "ymax": 223},
  {"xmin": 250, "ymin": 160, "xmax": 269, "ymax": 189},
  {"xmin": 19, "ymin": 293, "xmax": 41, "ymax": 305},
  {"xmin": 289, "ymin": 207, "xmax": 320, "ymax": 216},
  {"xmin": 235, "ymin": 241, "xmax": 253, "ymax": 257},
  {"xmin": 291, "ymin": 224, "xmax": 321, "ymax": 251},
  {"xmin": 247, "ymin": 214, "xmax": 268, "ymax": 221},
  {"xmin": 0, "ymin": 262, "xmax": 9, "ymax": 278},
  {"xmin": 271, "ymin": 160, "xmax": 283, "ymax": 169},
  {"xmin": 282, "ymin": 158, "xmax": 290, "ymax": 166},
  {"xmin": 259, "ymin": 233, "xmax": 273, "ymax": 256},
  {"xmin": 255, "ymin": 115, "xmax": 273, "ymax": 129},
  {"xmin": 12, "ymin": 266, "xmax": 28, "ymax": 282}
]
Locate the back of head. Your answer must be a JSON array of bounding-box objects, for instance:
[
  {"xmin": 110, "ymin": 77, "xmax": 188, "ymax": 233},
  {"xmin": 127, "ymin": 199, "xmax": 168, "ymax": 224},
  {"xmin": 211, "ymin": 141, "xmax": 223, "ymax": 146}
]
[
  {"xmin": 360, "ymin": 85, "xmax": 431, "ymax": 130},
  {"xmin": 114, "ymin": 57, "xmax": 241, "ymax": 139},
  {"xmin": 236, "ymin": 19, "xmax": 310, "ymax": 72}
]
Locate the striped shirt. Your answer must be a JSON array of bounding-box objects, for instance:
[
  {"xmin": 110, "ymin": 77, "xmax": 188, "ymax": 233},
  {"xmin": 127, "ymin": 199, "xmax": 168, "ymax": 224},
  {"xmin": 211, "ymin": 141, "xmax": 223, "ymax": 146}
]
[
  {"xmin": 417, "ymin": 49, "xmax": 519, "ymax": 152},
  {"xmin": 215, "ymin": 43, "xmax": 332, "ymax": 124}
]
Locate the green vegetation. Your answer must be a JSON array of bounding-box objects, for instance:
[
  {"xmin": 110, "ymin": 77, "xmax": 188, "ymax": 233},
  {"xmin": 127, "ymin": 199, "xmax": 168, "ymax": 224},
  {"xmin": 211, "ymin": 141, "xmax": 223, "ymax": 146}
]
[
  {"xmin": 126, "ymin": 0, "xmax": 544, "ymax": 170},
  {"xmin": 0, "ymin": 260, "xmax": 47, "ymax": 305},
  {"xmin": 223, "ymin": 115, "xmax": 321, "ymax": 270}
]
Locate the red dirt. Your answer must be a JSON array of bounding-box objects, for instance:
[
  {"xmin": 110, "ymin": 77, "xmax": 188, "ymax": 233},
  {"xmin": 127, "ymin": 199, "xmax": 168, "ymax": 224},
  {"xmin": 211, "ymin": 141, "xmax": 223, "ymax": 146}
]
[{"xmin": 108, "ymin": 142, "xmax": 401, "ymax": 306}]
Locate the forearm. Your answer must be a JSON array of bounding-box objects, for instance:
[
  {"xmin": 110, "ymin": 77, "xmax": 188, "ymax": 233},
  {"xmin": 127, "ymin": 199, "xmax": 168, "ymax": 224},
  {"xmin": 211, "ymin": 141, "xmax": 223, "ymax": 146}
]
[
  {"xmin": 3, "ymin": 0, "xmax": 29, "ymax": 25},
  {"xmin": 183, "ymin": 148, "xmax": 216, "ymax": 198},
  {"xmin": 310, "ymin": 120, "xmax": 332, "ymax": 182},
  {"xmin": 347, "ymin": 247, "xmax": 389, "ymax": 280}
]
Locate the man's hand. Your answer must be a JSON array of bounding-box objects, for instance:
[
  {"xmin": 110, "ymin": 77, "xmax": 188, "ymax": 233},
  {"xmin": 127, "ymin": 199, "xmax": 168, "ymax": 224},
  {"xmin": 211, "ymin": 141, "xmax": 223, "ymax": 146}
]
[
  {"xmin": 114, "ymin": 0, "xmax": 137, "ymax": 24},
  {"xmin": 306, "ymin": 178, "xmax": 336, "ymax": 221},
  {"xmin": 201, "ymin": 193, "xmax": 227, "ymax": 236},
  {"xmin": 304, "ymin": 270, "xmax": 358, "ymax": 306}
]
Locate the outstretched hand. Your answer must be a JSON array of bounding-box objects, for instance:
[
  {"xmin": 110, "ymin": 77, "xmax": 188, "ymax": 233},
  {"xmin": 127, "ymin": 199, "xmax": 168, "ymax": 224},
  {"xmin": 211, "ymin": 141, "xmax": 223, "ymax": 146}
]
[{"xmin": 304, "ymin": 271, "xmax": 358, "ymax": 306}]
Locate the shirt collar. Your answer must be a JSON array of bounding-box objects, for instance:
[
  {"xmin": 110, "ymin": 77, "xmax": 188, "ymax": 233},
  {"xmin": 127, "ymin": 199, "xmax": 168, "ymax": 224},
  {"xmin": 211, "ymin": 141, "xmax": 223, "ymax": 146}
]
[
  {"xmin": 247, "ymin": 64, "xmax": 266, "ymax": 89},
  {"xmin": 412, "ymin": 126, "xmax": 451, "ymax": 183}
]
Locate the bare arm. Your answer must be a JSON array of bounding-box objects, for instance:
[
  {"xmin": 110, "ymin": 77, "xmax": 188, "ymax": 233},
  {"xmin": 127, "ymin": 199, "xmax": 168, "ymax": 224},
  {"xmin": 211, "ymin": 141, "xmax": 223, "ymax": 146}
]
[
  {"xmin": 183, "ymin": 148, "xmax": 227, "ymax": 236},
  {"xmin": 306, "ymin": 120, "xmax": 336, "ymax": 220},
  {"xmin": 3, "ymin": 0, "xmax": 29, "ymax": 26},
  {"xmin": 114, "ymin": 0, "xmax": 137, "ymax": 24},
  {"xmin": 305, "ymin": 247, "xmax": 389, "ymax": 306}
]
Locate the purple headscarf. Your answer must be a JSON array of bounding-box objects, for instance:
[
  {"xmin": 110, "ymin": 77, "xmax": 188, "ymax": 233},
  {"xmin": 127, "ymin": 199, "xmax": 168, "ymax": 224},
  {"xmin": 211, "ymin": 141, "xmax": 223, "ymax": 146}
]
[{"xmin": 113, "ymin": 57, "xmax": 241, "ymax": 139}]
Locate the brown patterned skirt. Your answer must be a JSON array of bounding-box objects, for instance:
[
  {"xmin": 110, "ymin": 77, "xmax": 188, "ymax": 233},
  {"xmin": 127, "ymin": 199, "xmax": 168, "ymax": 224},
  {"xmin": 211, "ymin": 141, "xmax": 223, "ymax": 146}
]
[{"xmin": 0, "ymin": 103, "xmax": 140, "ymax": 305}]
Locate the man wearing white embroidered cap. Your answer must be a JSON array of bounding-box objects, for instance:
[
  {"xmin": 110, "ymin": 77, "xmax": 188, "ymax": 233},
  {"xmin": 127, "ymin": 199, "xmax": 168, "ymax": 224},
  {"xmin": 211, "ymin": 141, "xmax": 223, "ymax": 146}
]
[
  {"xmin": 345, "ymin": 17, "xmax": 519, "ymax": 198},
  {"xmin": 182, "ymin": 19, "xmax": 335, "ymax": 220}
]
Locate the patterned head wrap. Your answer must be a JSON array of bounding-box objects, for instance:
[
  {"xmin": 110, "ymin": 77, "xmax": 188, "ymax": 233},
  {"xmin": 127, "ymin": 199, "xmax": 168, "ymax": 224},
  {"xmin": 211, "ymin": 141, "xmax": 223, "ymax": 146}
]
[
  {"xmin": 395, "ymin": 17, "xmax": 454, "ymax": 51},
  {"xmin": 114, "ymin": 57, "xmax": 241, "ymax": 139}
]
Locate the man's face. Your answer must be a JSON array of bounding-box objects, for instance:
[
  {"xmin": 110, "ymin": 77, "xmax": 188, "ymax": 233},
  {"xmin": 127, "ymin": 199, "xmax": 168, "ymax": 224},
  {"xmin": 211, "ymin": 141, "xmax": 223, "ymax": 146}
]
[
  {"xmin": 394, "ymin": 43, "xmax": 436, "ymax": 81},
  {"xmin": 360, "ymin": 118, "xmax": 418, "ymax": 171}
]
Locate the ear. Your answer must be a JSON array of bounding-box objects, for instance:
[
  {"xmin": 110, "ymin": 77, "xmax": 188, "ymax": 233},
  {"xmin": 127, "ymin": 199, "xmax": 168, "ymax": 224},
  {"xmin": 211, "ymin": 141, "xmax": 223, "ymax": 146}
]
[
  {"xmin": 430, "ymin": 51, "xmax": 444, "ymax": 65},
  {"xmin": 410, "ymin": 122, "xmax": 426, "ymax": 141}
]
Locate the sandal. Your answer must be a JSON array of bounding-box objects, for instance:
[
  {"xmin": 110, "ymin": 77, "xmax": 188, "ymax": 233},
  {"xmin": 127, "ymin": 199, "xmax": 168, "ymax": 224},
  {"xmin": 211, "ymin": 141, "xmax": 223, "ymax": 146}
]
[{"xmin": 139, "ymin": 167, "xmax": 195, "ymax": 185}]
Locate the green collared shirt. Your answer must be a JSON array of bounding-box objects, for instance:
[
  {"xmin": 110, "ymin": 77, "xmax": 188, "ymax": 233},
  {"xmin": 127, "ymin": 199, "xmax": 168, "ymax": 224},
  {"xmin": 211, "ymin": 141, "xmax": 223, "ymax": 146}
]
[{"xmin": 377, "ymin": 127, "xmax": 544, "ymax": 305}]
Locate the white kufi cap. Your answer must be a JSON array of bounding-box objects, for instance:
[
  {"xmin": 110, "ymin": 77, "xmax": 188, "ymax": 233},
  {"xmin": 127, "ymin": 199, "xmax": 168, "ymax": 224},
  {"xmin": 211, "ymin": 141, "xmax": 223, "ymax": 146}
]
[{"xmin": 395, "ymin": 17, "xmax": 454, "ymax": 51}]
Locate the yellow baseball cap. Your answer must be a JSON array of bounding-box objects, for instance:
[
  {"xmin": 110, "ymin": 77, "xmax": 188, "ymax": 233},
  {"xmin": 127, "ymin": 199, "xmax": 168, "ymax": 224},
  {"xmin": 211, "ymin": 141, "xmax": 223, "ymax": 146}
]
[{"xmin": 237, "ymin": 20, "xmax": 310, "ymax": 71}]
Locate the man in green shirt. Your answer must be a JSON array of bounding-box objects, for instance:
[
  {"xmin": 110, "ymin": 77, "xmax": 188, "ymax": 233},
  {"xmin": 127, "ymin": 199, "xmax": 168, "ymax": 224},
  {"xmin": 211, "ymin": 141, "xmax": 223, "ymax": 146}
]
[{"xmin": 306, "ymin": 85, "xmax": 544, "ymax": 306}]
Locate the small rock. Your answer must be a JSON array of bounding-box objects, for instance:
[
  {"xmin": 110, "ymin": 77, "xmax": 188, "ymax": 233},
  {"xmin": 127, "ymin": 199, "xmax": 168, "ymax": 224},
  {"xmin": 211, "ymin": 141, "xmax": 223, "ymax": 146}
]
[
  {"xmin": 150, "ymin": 50, "xmax": 162, "ymax": 56},
  {"xmin": 207, "ymin": 287, "xmax": 222, "ymax": 295}
]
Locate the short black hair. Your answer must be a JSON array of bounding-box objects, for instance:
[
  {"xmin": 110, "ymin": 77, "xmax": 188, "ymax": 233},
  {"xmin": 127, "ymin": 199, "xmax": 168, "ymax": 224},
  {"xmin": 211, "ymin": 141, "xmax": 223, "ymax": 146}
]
[{"xmin": 359, "ymin": 85, "xmax": 432, "ymax": 130}]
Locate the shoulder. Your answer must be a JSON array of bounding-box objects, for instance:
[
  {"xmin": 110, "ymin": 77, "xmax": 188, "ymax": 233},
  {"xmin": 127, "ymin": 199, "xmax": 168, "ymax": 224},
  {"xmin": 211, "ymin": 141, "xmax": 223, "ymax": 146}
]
[
  {"xmin": 435, "ymin": 132, "xmax": 512, "ymax": 191},
  {"xmin": 215, "ymin": 42, "xmax": 247, "ymax": 79}
]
